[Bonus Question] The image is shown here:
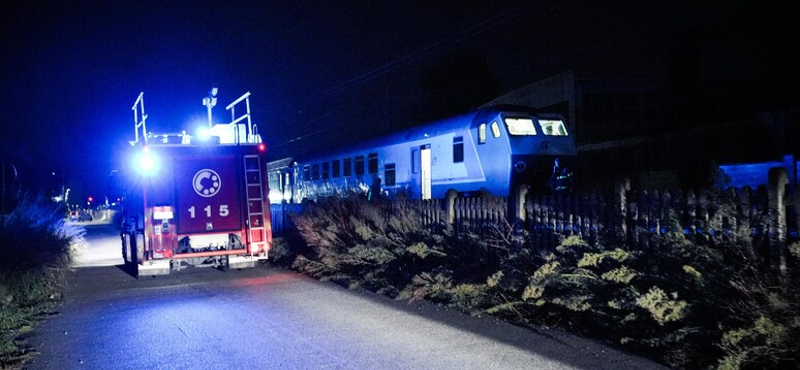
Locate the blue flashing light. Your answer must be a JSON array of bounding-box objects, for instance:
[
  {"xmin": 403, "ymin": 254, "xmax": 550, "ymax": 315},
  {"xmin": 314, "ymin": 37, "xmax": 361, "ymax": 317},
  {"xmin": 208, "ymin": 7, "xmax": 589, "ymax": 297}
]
[
  {"xmin": 198, "ymin": 127, "xmax": 211, "ymax": 138},
  {"xmin": 134, "ymin": 147, "xmax": 159, "ymax": 176}
]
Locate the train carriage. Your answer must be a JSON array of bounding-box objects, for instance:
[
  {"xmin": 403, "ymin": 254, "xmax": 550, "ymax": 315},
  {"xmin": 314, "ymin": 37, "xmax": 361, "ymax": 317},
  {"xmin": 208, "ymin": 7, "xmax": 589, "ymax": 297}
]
[{"xmin": 269, "ymin": 105, "xmax": 576, "ymax": 203}]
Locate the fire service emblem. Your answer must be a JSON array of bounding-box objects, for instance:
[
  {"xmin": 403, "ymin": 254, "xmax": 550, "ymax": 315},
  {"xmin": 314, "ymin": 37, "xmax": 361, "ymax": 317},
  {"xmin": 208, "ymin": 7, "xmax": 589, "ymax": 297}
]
[{"xmin": 192, "ymin": 169, "xmax": 221, "ymax": 197}]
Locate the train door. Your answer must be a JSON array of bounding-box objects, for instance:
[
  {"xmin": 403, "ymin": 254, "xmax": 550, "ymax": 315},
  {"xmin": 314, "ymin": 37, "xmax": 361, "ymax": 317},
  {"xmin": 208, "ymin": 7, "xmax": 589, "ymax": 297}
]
[
  {"xmin": 411, "ymin": 144, "xmax": 432, "ymax": 199},
  {"xmin": 421, "ymin": 146, "xmax": 432, "ymax": 200},
  {"xmin": 420, "ymin": 145, "xmax": 432, "ymax": 199}
]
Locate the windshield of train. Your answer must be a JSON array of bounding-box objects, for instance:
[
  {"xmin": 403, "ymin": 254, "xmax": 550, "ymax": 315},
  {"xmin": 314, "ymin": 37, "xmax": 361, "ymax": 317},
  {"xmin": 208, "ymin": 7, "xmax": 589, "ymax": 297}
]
[
  {"xmin": 539, "ymin": 119, "xmax": 569, "ymax": 136},
  {"xmin": 504, "ymin": 117, "xmax": 537, "ymax": 136}
]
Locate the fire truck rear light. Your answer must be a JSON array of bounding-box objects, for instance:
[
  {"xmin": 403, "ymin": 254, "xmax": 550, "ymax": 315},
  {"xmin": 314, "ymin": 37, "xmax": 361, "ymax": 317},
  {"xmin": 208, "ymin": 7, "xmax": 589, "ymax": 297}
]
[
  {"xmin": 153, "ymin": 210, "xmax": 174, "ymax": 220},
  {"xmin": 258, "ymin": 143, "xmax": 266, "ymax": 152}
]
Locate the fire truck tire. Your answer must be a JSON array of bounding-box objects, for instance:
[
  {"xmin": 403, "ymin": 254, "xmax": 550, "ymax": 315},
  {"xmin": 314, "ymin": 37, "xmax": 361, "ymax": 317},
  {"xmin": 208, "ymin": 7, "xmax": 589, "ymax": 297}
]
[
  {"xmin": 121, "ymin": 231, "xmax": 134, "ymax": 264},
  {"xmin": 121, "ymin": 233, "xmax": 127, "ymax": 261}
]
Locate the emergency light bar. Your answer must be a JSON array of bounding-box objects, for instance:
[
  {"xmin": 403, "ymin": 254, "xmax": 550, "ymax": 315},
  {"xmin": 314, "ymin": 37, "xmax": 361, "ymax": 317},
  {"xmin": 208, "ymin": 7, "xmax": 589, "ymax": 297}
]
[{"xmin": 130, "ymin": 90, "xmax": 262, "ymax": 147}]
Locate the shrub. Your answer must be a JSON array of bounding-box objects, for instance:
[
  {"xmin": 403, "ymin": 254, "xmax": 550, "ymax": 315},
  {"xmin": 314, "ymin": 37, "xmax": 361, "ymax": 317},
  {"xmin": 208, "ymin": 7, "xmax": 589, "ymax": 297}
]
[
  {"xmin": 289, "ymin": 196, "xmax": 513, "ymax": 299},
  {"xmin": 290, "ymin": 196, "xmax": 445, "ymax": 294},
  {"xmin": 0, "ymin": 192, "xmax": 84, "ymax": 366},
  {"xmin": 714, "ymin": 262, "xmax": 800, "ymax": 370},
  {"xmin": 0, "ymin": 192, "xmax": 85, "ymax": 272},
  {"xmin": 279, "ymin": 190, "xmax": 800, "ymax": 370}
]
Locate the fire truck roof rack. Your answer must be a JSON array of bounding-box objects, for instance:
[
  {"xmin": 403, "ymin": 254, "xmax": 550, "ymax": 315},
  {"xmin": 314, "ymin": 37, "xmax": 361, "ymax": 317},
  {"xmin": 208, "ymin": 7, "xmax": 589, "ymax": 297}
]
[
  {"xmin": 130, "ymin": 90, "xmax": 262, "ymax": 147},
  {"xmin": 225, "ymin": 91, "xmax": 262, "ymax": 144},
  {"xmin": 130, "ymin": 92, "xmax": 148, "ymax": 146}
]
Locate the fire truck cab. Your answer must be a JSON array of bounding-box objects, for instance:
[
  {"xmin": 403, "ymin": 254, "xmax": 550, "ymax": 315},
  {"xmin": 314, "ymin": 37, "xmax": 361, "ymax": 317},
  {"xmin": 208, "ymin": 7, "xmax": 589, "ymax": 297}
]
[{"xmin": 121, "ymin": 91, "xmax": 272, "ymax": 276}]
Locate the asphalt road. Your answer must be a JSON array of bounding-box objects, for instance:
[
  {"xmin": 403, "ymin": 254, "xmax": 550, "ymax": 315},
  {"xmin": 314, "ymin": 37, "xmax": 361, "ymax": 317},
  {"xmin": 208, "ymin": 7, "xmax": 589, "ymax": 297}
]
[
  {"xmin": 23, "ymin": 224, "xmax": 667, "ymax": 370},
  {"xmin": 70, "ymin": 220, "xmax": 124, "ymax": 268}
]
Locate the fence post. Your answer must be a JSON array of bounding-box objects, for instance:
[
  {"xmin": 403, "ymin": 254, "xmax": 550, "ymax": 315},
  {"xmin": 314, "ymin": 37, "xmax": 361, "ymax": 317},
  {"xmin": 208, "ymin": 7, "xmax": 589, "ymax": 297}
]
[
  {"xmin": 445, "ymin": 189, "xmax": 457, "ymax": 228},
  {"xmin": 513, "ymin": 184, "xmax": 529, "ymax": 227},
  {"xmin": 615, "ymin": 177, "xmax": 630, "ymax": 247},
  {"xmin": 512, "ymin": 184, "xmax": 529, "ymax": 249},
  {"xmin": 768, "ymin": 167, "xmax": 789, "ymax": 277}
]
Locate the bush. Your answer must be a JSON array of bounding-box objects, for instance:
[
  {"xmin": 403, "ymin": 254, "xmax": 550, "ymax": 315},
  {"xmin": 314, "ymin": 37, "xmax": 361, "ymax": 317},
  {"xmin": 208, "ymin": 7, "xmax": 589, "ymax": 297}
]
[
  {"xmin": 289, "ymin": 196, "xmax": 450, "ymax": 294},
  {"xmin": 492, "ymin": 234, "xmax": 700, "ymax": 367},
  {"xmin": 0, "ymin": 192, "xmax": 84, "ymax": 366},
  {"xmin": 714, "ymin": 264, "xmax": 800, "ymax": 370},
  {"xmin": 287, "ymin": 196, "xmax": 513, "ymax": 295},
  {"xmin": 0, "ymin": 192, "xmax": 85, "ymax": 272},
  {"xmin": 279, "ymin": 192, "xmax": 800, "ymax": 369}
]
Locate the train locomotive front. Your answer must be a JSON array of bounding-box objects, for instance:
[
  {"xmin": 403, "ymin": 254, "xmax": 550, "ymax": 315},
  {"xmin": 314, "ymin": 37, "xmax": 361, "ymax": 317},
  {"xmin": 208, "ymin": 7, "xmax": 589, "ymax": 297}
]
[{"xmin": 471, "ymin": 106, "xmax": 577, "ymax": 196}]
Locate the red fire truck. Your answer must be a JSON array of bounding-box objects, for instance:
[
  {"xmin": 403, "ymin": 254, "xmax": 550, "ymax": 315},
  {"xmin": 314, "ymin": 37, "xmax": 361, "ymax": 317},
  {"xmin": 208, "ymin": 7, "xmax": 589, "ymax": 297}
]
[{"xmin": 121, "ymin": 90, "xmax": 272, "ymax": 276}]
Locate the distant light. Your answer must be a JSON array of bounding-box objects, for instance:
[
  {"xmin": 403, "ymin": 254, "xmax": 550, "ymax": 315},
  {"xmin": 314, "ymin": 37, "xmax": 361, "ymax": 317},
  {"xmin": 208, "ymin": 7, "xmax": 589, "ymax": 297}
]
[
  {"xmin": 258, "ymin": 142, "xmax": 266, "ymax": 152},
  {"xmin": 88, "ymin": 196, "xmax": 94, "ymax": 202}
]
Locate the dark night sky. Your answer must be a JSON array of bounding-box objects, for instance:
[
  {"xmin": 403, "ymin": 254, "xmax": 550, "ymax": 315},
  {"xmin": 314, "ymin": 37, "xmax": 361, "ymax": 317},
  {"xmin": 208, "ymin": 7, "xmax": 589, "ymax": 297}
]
[{"xmin": 0, "ymin": 0, "xmax": 794, "ymax": 200}]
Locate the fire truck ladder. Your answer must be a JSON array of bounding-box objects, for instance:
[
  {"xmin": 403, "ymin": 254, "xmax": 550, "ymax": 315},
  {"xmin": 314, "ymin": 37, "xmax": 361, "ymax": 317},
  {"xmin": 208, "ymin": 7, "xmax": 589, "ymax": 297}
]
[{"xmin": 244, "ymin": 155, "xmax": 267, "ymax": 258}]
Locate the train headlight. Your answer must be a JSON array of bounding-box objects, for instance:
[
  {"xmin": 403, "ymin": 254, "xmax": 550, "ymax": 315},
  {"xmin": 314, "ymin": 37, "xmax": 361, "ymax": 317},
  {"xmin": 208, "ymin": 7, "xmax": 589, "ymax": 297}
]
[{"xmin": 134, "ymin": 148, "xmax": 159, "ymax": 176}]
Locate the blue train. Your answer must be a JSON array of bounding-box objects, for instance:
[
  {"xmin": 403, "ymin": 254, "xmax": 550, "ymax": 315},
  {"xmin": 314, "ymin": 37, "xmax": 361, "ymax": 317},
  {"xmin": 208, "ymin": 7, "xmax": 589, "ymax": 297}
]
[{"xmin": 267, "ymin": 105, "xmax": 577, "ymax": 203}]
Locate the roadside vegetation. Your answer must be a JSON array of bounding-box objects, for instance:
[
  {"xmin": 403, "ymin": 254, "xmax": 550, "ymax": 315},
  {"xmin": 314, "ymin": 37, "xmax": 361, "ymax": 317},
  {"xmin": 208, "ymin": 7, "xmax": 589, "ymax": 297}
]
[
  {"xmin": 271, "ymin": 194, "xmax": 800, "ymax": 370},
  {"xmin": 0, "ymin": 192, "xmax": 84, "ymax": 369}
]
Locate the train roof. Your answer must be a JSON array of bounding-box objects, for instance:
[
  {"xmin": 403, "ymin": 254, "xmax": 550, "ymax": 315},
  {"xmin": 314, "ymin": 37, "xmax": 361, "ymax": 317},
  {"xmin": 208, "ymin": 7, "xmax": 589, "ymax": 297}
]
[{"xmin": 290, "ymin": 105, "xmax": 544, "ymax": 162}]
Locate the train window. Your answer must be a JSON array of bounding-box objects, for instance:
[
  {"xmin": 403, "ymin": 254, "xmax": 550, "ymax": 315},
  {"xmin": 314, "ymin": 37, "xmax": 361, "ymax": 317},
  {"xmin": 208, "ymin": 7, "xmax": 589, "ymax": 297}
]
[
  {"xmin": 505, "ymin": 117, "xmax": 537, "ymax": 135},
  {"xmin": 385, "ymin": 163, "xmax": 396, "ymax": 186},
  {"xmin": 332, "ymin": 160, "xmax": 341, "ymax": 178},
  {"xmin": 453, "ymin": 136, "xmax": 464, "ymax": 163},
  {"xmin": 539, "ymin": 119, "xmax": 569, "ymax": 136},
  {"xmin": 478, "ymin": 123, "xmax": 486, "ymax": 144},
  {"xmin": 491, "ymin": 121, "xmax": 501, "ymax": 138},
  {"xmin": 322, "ymin": 162, "xmax": 329, "ymax": 180},
  {"xmin": 355, "ymin": 155, "xmax": 365, "ymax": 175},
  {"xmin": 303, "ymin": 165, "xmax": 310, "ymax": 181},
  {"xmin": 312, "ymin": 164, "xmax": 320, "ymax": 180},
  {"xmin": 344, "ymin": 158, "xmax": 352, "ymax": 176},
  {"xmin": 368, "ymin": 153, "xmax": 378, "ymax": 174}
]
